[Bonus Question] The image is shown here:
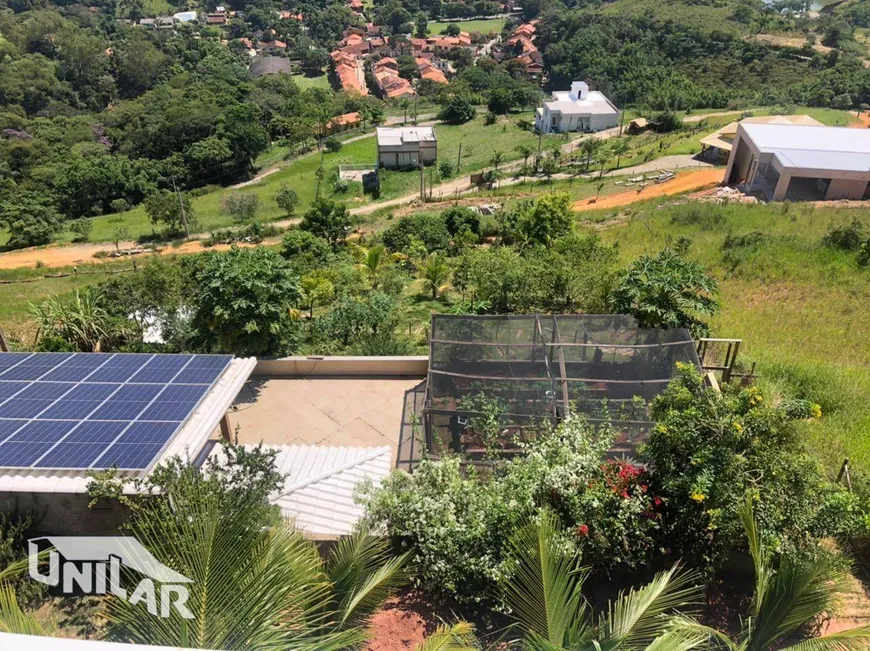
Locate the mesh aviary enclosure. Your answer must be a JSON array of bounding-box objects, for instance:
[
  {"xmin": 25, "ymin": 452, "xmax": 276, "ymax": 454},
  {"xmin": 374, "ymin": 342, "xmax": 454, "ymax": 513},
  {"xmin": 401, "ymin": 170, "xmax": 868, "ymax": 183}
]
[{"xmin": 398, "ymin": 314, "xmax": 701, "ymax": 469}]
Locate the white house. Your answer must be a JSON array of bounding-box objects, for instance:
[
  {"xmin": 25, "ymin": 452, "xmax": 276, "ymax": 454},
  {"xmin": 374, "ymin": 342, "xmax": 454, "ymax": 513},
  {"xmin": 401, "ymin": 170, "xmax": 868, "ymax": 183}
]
[
  {"xmin": 724, "ymin": 123, "xmax": 870, "ymax": 202},
  {"xmin": 376, "ymin": 127, "xmax": 437, "ymax": 169},
  {"xmin": 535, "ymin": 81, "xmax": 620, "ymax": 134}
]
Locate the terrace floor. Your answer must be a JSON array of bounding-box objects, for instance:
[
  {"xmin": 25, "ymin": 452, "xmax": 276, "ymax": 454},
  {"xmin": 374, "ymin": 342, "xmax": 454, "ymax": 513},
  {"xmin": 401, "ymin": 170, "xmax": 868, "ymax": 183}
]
[{"xmin": 227, "ymin": 377, "xmax": 422, "ymax": 459}]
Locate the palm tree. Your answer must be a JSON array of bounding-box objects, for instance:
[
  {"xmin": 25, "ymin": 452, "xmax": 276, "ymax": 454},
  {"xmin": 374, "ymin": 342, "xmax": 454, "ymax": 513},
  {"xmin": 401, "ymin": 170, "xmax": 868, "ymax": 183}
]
[
  {"xmin": 595, "ymin": 180, "xmax": 606, "ymax": 201},
  {"xmin": 515, "ymin": 144, "xmax": 534, "ymax": 169},
  {"xmin": 417, "ymin": 253, "xmax": 450, "ymax": 299},
  {"xmin": 103, "ymin": 474, "xmax": 408, "ymax": 649},
  {"xmin": 502, "ymin": 509, "xmax": 706, "ymax": 651},
  {"xmin": 417, "ymin": 622, "xmax": 477, "ymax": 651},
  {"xmin": 612, "ymin": 138, "xmax": 631, "ymax": 170},
  {"xmin": 399, "ymin": 98, "xmax": 411, "ymax": 124},
  {"xmin": 672, "ymin": 497, "xmax": 870, "ymax": 651},
  {"xmin": 579, "ymin": 138, "xmax": 603, "ymax": 172},
  {"xmin": 352, "ymin": 243, "xmax": 405, "ymax": 289},
  {"xmin": 490, "ymin": 151, "xmax": 505, "ymax": 172},
  {"xmin": 0, "ymin": 559, "xmax": 44, "ymax": 635}
]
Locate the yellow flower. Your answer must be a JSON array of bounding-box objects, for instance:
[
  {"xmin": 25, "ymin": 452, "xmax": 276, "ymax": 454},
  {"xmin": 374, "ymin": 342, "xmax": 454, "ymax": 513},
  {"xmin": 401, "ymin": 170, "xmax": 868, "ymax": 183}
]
[
  {"xmin": 733, "ymin": 422, "xmax": 743, "ymax": 432},
  {"xmin": 811, "ymin": 404, "xmax": 822, "ymax": 419},
  {"xmin": 690, "ymin": 492, "xmax": 706, "ymax": 503}
]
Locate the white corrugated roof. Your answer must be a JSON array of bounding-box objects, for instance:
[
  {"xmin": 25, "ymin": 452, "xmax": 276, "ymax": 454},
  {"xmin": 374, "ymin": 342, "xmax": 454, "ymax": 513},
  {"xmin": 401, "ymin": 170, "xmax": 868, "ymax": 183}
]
[
  {"xmin": 545, "ymin": 91, "xmax": 619, "ymax": 116},
  {"xmin": 740, "ymin": 123, "xmax": 870, "ymax": 173},
  {"xmin": 210, "ymin": 444, "xmax": 392, "ymax": 537},
  {"xmin": 0, "ymin": 357, "xmax": 257, "ymax": 494},
  {"xmin": 376, "ymin": 126, "xmax": 436, "ymax": 147}
]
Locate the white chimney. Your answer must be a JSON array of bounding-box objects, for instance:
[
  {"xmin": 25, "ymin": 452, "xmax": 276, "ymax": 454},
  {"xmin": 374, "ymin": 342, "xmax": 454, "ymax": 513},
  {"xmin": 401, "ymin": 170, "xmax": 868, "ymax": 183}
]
[{"xmin": 570, "ymin": 81, "xmax": 589, "ymax": 101}]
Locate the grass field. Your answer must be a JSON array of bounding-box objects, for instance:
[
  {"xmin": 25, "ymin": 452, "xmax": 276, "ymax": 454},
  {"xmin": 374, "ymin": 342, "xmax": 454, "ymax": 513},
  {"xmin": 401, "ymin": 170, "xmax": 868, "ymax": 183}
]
[
  {"xmin": 584, "ymin": 200, "xmax": 870, "ymax": 480},
  {"xmin": 292, "ymin": 73, "xmax": 331, "ymax": 91},
  {"xmin": 2, "ymin": 114, "xmax": 559, "ymax": 247},
  {"xmin": 427, "ymin": 18, "xmax": 506, "ymax": 34}
]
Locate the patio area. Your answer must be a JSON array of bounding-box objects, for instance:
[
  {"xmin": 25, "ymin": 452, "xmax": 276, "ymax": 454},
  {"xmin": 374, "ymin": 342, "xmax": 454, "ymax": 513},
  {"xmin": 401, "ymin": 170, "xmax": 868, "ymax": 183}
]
[{"xmin": 228, "ymin": 377, "xmax": 422, "ymax": 458}]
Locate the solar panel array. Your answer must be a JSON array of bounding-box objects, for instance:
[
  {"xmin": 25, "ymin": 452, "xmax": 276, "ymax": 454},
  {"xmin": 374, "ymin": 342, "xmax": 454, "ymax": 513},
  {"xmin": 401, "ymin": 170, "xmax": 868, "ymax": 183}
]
[{"xmin": 0, "ymin": 353, "xmax": 233, "ymax": 471}]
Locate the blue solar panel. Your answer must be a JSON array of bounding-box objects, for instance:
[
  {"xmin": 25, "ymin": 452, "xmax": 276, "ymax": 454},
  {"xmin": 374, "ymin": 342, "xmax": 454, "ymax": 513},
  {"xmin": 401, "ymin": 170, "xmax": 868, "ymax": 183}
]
[
  {"xmin": 95, "ymin": 442, "xmax": 167, "ymax": 471},
  {"xmin": 119, "ymin": 421, "xmax": 179, "ymax": 444},
  {"xmin": 0, "ymin": 352, "xmax": 233, "ymax": 471}
]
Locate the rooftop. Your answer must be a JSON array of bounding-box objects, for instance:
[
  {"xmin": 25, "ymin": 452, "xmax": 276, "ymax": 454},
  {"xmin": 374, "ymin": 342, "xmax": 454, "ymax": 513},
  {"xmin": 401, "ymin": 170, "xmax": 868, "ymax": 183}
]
[
  {"xmin": 739, "ymin": 123, "xmax": 870, "ymax": 173},
  {"xmin": 376, "ymin": 126, "xmax": 436, "ymax": 147},
  {"xmin": 700, "ymin": 115, "xmax": 822, "ymax": 150},
  {"xmin": 545, "ymin": 90, "xmax": 619, "ymax": 116}
]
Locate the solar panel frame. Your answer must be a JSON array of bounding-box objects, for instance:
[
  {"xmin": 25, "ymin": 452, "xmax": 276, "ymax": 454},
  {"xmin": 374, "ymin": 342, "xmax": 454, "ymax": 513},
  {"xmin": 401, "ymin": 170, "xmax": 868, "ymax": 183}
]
[{"xmin": 0, "ymin": 353, "xmax": 233, "ymax": 472}]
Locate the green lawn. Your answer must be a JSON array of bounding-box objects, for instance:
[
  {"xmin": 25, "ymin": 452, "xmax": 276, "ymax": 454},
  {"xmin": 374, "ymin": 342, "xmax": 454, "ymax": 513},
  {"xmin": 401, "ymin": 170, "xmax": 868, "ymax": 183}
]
[
  {"xmin": 142, "ymin": 0, "xmax": 174, "ymax": 16},
  {"xmin": 585, "ymin": 200, "xmax": 870, "ymax": 480},
  {"xmin": 427, "ymin": 18, "xmax": 506, "ymax": 35},
  {"xmin": 292, "ymin": 72, "xmax": 331, "ymax": 91}
]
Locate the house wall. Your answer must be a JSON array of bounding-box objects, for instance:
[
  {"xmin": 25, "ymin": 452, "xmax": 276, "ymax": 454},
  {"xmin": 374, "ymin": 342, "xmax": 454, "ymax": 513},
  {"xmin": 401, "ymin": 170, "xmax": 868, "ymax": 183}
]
[
  {"xmin": 0, "ymin": 491, "xmax": 130, "ymax": 536},
  {"xmin": 725, "ymin": 134, "xmax": 756, "ymax": 184},
  {"xmin": 253, "ymin": 355, "xmax": 429, "ymax": 377},
  {"xmin": 589, "ymin": 112, "xmax": 619, "ymax": 132},
  {"xmin": 377, "ymin": 142, "xmax": 437, "ymax": 169},
  {"xmin": 824, "ymin": 178, "xmax": 869, "ymax": 200}
]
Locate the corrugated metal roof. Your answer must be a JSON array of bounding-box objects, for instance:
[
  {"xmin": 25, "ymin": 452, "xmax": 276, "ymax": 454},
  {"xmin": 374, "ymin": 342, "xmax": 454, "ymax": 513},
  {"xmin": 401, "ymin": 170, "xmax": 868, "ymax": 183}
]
[
  {"xmin": 0, "ymin": 357, "xmax": 257, "ymax": 494},
  {"xmin": 740, "ymin": 123, "xmax": 870, "ymax": 173},
  {"xmin": 210, "ymin": 444, "xmax": 392, "ymax": 537}
]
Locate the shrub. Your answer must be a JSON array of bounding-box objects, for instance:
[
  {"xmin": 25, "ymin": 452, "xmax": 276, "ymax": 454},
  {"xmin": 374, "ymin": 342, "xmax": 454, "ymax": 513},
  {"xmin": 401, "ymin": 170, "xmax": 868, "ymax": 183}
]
[
  {"xmin": 438, "ymin": 160, "xmax": 454, "ymax": 178},
  {"xmin": 442, "ymin": 205, "xmax": 480, "ymax": 238},
  {"xmin": 221, "ymin": 192, "xmax": 259, "ymax": 223},
  {"xmin": 362, "ymin": 416, "xmax": 660, "ymax": 602},
  {"xmin": 381, "ymin": 212, "xmax": 451, "ymax": 254},
  {"xmin": 324, "ymin": 137, "xmax": 342, "ymax": 153},
  {"xmin": 280, "ymin": 229, "xmax": 332, "ymax": 273},
  {"xmin": 822, "ymin": 220, "xmax": 865, "ymax": 251},
  {"xmin": 69, "ymin": 218, "xmax": 93, "ymax": 243},
  {"xmin": 484, "ymin": 110, "xmax": 497, "ymax": 125},
  {"xmin": 438, "ymin": 96, "xmax": 476, "ymax": 124},
  {"xmin": 669, "ymin": 204, "xmax": 725, "ymax": 231},
  {"xmin": 643, "ymin": 364, "xmax": 864, "ymax": 574},
  {"xmin": 275, "ymin": 186, "xmax": 300, "ymax": 217}
]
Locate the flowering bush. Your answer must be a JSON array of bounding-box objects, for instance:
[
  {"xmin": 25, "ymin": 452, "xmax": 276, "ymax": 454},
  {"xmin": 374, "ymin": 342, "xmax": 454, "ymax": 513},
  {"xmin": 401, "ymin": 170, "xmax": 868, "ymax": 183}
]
[
  {"xmin": 361, "ymin": 416, "xmax": 660, "ymax": 602},
  {"xmin": 643, "ymin": 363, "xmax": 864, "ymax": 574}
]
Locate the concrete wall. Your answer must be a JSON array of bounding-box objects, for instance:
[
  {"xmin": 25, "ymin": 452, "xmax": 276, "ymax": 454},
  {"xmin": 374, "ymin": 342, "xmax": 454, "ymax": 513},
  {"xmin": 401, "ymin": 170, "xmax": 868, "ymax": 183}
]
[
  {"xmin": 825, "ymin": 178, "xmax": 869, "ymax": 200},
  {"xmin": 0, "ymin": 491, "xmax": 130, "ymax": 536},
  {"xmin": 377, "ymin": 142, "xmax": 436, "ymax": 169},
  {"xmin": 253, "ymin": 355, "xmax": 428, "ymax": 378},
  {"xmin": 590, "ymin": 112, "xmax": 619, "ymax": 132}
]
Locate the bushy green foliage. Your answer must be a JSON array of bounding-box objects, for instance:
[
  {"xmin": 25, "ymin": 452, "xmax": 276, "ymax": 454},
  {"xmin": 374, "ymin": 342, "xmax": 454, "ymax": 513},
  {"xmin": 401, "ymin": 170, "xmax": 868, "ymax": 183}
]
[
  {"xmin": 281, "ymin": 229, "xmax": 334, "ymax": 274},
  {"xmin": 610, "ymin": 248, "xmax": 718, "ymax": 337},
  {"xmin": 643, "ymin": 364, "xmax": 864, "ymax": 574},
  {"xmin": 362, "ymin": 417, "xmax": 659, "ymax": 601},
  {"xmin": 441, "ymin": 205, "xmax": 480, "ymax": 238},
  {"xmin": 144, "ymin": 190, "xmax": 194, "ymax": 236},
  {"xmin": 300, "ymin": 198, "xmax": 353, "ymax": 247},
  {"xmin": 220, "ymin": 191, "xmax": 259, "ymax": 223},
  {"xmin": 0, "ymin": 194, "xmax": 63, "ymax": 249},
  {"xmin": 275, "ymin": 186, "xmax": 300, "ymax": 217},
  {"xmin": 317, "ymin": 291, "xmax": 397, "ymax": 347},
  {"xmin": 324, "ymin": 137, "xmax": 342, "ymax": 153},
  {"xmin": 186, "ymin": 247, "xmax": 301, "ymax": 357},
  {"xmin": 438, "ymin": 95, "xmax": 476, "ymax": 124},
  {"xmin": 497, "ymin": 193, "xmax": 574, "ymax": 248},
  {"xmin": 382, "ymin": 212, "xmax": 451, "ymax": 254},
  {"xmin": 822, "ymin": 219, "xmax": 865, "ymax": 251}
]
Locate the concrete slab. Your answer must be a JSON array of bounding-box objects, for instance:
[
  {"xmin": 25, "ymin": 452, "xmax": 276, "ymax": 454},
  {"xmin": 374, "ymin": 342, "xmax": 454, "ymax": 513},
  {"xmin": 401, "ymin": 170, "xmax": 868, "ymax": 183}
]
[{"xmin": 228, "ymin": 378, "xmax": 421, "ymax": 460}]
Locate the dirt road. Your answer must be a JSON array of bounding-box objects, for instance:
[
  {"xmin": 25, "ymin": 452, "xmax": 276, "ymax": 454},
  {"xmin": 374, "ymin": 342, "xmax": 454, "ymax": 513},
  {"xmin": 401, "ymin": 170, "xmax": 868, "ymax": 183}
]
[{"xmin": 574, "ymin": 168, "xmax": 724, "ymax": 212}]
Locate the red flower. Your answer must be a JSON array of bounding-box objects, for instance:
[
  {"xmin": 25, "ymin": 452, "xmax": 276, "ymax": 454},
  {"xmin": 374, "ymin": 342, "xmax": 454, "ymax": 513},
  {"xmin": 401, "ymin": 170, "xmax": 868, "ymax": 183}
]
[
  {"xmin": 641, "ymin": 484, "xmax": 648, "ymax": 493},
  {"xmin": 653, "ymin": 496, "xmax": 663, "ymax": 506},
  {"xmin": 621, "ymin": 490, "xmax": 630, "ymax": 499},
  {"xmin": 575, "ymin": 524, "xmax": 589, "ymax": 537}
]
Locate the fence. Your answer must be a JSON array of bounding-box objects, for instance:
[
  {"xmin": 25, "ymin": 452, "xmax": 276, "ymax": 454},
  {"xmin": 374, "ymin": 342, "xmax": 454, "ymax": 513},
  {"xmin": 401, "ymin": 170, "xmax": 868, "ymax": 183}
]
[{"xmin": 0, "ymin": 263, "xmax": 139, "ymax": 285}]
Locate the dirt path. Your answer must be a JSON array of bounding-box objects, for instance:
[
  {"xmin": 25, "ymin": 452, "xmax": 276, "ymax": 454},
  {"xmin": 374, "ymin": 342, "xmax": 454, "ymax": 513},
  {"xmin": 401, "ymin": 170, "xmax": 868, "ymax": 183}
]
[
  {"xmin": 574, "ymin": 168, "xmax": 724, "ymax": 212},
  {"xmin": 850, "ymin": 111, "xmax": 870, "ymax": 128}
]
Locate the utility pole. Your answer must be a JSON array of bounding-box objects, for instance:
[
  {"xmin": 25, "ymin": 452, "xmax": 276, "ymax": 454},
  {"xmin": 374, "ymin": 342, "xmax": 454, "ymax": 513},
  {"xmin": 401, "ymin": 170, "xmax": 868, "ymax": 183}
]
[
  {"xmin": 0, "ymin": 325, "xmax": 8, "ymax": 352},
  {"xmin": 456, "ymin": 142, "xmax": 462, "ymax": 174},
  {"xmin": 171, "ymin": 175, "xmax": 190, "ymax": 238},
  {"xmin": 618, "ymin": 92, "xmax": 626, "ymax": 137}
]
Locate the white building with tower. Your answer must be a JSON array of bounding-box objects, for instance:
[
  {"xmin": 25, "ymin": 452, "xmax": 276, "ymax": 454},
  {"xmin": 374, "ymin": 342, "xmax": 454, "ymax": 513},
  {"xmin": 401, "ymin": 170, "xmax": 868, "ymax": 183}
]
[{"xmin": 535, "ymin": 81, "xmax": 620, "ymax": 134}]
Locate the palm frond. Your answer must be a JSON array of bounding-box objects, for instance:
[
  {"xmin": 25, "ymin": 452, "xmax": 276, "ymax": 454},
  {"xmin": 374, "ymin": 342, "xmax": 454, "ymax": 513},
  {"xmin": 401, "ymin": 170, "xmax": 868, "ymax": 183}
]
[
  {"xmin": 740, "ymin": 496, "xmax": 773, "ymax": 621},
  {"xmin": 0, "ymin": 583, "xmax": 43, "ymax": 635},
  {"xmin": 501, "ymin": 509, "xmax": 591, "ymax": 648},
  {"xmin": 642, "ymin": 628, "xmax": 710, "ymax": 651},
  {"xmin": 667, "ymin": 615, "xmax": 740, "ymax": 650},
  {"xmin": 326, "ymin": 529, "xmax": 409, "ymax": 628},
  {"xmin": 781, "ymin": 625, "xmax": 870, "ymax": 651},
  {"xmin": 601, "ymin": 564, "xmax": 703, "ymax": 649},
  {"xmin": 416, "ymin": 622, "xmax": 478, "ymax": 651}
]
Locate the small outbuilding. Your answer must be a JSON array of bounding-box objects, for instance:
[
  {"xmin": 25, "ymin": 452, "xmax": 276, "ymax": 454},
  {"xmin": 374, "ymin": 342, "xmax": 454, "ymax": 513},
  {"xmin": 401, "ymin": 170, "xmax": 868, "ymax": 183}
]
[
  {"xmin": 725, "ymin": 123, "xmax": 870, "ymax": 201},
  {"xmin": 376, "ymin": 126, "xmax": 437, "ymax": 170}
]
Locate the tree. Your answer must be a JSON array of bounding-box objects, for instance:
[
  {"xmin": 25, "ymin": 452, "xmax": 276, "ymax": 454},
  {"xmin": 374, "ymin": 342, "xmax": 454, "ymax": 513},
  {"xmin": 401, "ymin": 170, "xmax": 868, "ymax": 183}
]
[
  {"xmin": 0, "ymin": 195, "xmax": 63, "ymax": 249},
  {"xmin": 352, "ymin": 244, "xmax": 404, "ymax": 289},
  {"xmin": 300, "ymin": 199, "xmax": 353, "ymax": 247},
  {"xmin": 515, "ymin": 144, "xmax": 534, "ymax": 169},
  {"xmin": 398, "ymin": 98, "xmax": 412, "ymax": 124},
  {"xmin": 611, "ymin": 138, "xmax": 631, "ymax": 169},
  {"xmin": 111, "ymin": 226, "xmax": 130, "ymax": 254},
  {"xmin": 442, "ymin": 206, "xmax": 481, "ymax": 238},
  {"xmin": 672, "ymin": 497, "xmax": 870, "ymax": 651},
  {"xmin": 503, "ymin": 509, "xmax": 705, "ymax": 650},
  {"xmin": 90, "ymin": 448, "xmax": 408, "ymax": 649},
  {"xmin": 499, "ymin": 193, "xmax": 574, "ymax": 249},
  {"xmin": 276, "ymin": 186, "xmax": 300, "ymax": 217},
  {"xmin": 541, "ymin": 157, "xmax": 558, "ymax": 183},
  {"xmin": 490, "ymin": 151, "xmax": 505, "ymax": 171},
  {"xmin": 281, "ymin": 230, "xmax": 333, "ymax": 274},
  {"xmin": 444, "ymin": 23, "xmax": 461, "ymax": 36},
  {"xmin": 221, "ymin": 192, "xmax": 259, "ymax": 223},
  {"xmin": 300, "ymin": 272, "xmax": 336, "ymax": 318},
  {"xmin": 609, "ymin": 248, "xmax": 719, "ymax": 337},
  {"xmin": 144, "ymin": 190, "xmax": 192, "ymax": 236},
  {"xmin": 595, "ymin": 180, "xmax": 606, "ymax": 201},
  {"xmin": 188, "ymin": 247, "xmax": 301, "ymax": 357},
  {"xmin": 415, "ymin": 12, "xmax": 429, "ymax": 38},
  {"xmin": 438, "ymin": 95, "xmax": 476, "ymax": 124},
  {"xmin": 579, "ymin": 137, "xmax": 603, "ymax": 171},
  {"xmin": 417, "ymin": 252, "xmax": 451, "ymax": 299}
]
